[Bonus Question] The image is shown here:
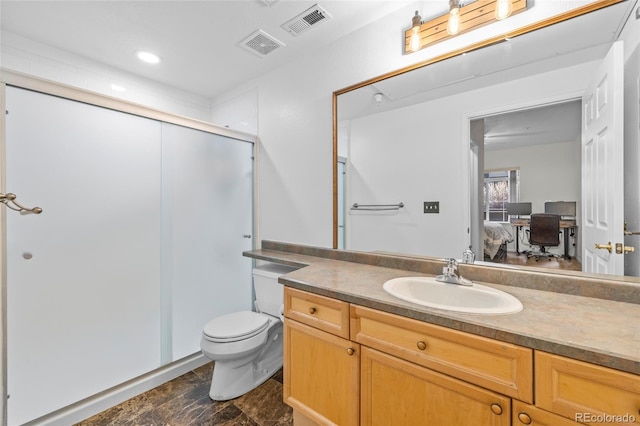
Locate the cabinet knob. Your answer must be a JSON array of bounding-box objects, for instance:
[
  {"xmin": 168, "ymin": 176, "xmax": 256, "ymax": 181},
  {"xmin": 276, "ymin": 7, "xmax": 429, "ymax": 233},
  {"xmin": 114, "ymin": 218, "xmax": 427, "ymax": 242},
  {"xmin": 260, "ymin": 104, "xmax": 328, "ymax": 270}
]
[
  {"xmin": 490, "ymin": 403, "xmax": 503, "ymax": 415},
  {"xmin": 308, "ymin": 307, "xmax": 316, "ymax": 314},
  {"xmin": 517, "ymin": 412, "xmax": 532, "ymax": 424},
  {"xmin": 346, "ymin": 347, "xmax": 355, "ymax": 356},
  {"xmin": 416, "ymin": 340, "xmax": 427, "ymax": 351}
]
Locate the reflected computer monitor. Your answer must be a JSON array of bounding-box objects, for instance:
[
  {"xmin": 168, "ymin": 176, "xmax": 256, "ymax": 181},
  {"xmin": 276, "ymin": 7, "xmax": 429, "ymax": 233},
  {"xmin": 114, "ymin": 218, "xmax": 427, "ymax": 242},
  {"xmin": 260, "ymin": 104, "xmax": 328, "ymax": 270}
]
[
  {"xmin": 544, "ymin": 201, "xmax": 576, "ymax": 218},
  {"xmin": 506, "ymin": 202, "xmax": 532, "ymax": 217}
]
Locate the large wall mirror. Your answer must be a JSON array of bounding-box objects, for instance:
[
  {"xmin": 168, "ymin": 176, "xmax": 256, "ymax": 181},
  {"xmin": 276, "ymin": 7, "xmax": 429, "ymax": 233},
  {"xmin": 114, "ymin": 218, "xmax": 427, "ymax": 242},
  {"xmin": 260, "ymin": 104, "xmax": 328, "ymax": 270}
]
[{"xmin": 333, "ymin": 0, "xmax": 640, "ymax": 280}]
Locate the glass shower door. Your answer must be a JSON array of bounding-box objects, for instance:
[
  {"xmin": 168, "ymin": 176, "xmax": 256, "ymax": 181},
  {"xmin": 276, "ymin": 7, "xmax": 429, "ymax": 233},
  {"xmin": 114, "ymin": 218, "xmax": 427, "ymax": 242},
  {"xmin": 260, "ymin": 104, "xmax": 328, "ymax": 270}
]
[
  {"xmin": 160, "ymin": 122, "xmax": 254, "ymax": 362},
  {"xmin": 5, "ymin": 86, "xmax": 163, "ymax": 425},
  {"xmin": 4, "ymin": 87, "xmax": 255, "ymax": 424}
]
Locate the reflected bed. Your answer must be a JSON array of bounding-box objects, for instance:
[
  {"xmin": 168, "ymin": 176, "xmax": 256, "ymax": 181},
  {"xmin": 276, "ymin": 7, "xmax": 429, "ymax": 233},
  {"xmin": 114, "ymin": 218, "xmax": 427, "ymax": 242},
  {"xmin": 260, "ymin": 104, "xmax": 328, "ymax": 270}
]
[{"xmin": 484, "ymin": 222, "xmax": 514, "ymax": 260}]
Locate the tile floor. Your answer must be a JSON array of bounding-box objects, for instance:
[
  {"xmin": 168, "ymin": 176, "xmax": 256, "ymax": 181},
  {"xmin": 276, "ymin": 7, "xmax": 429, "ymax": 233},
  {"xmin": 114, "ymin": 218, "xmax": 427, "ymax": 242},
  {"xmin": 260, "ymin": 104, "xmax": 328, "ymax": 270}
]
[{"xmin": 75, "ymin": 363, "xmax": 292, "ymax": 426}]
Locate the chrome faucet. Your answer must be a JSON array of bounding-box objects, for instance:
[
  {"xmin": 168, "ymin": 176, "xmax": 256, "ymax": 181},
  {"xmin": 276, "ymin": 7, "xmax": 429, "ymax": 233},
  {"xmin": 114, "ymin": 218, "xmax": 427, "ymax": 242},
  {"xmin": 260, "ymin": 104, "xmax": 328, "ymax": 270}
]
[{"xmin": 436, "ymin": 258, "xmax": 473, "ymax": 286}]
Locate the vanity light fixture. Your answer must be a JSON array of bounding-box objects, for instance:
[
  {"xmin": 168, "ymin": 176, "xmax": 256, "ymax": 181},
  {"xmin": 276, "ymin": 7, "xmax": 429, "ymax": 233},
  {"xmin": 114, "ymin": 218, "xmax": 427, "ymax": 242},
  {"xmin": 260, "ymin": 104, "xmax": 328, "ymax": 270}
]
[{"xmin": 405, "ymin": 0, "xmax": 526, "ymax": 54}]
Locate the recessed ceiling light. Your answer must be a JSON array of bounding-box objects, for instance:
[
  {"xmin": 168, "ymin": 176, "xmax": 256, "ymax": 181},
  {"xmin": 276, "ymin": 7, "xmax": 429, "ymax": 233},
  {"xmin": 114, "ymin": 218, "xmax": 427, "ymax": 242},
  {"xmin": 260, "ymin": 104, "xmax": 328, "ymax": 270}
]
[{"xmin": 136, "ymin": 51, "xmax": 161, "ymax": 64}]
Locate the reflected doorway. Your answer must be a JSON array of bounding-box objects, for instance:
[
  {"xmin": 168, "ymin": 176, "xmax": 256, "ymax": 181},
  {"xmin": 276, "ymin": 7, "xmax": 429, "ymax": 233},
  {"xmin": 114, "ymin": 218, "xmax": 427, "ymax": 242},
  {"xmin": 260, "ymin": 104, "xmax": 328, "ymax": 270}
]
[{"xmin": 469, "ymin": 99, "xmax": 582, "ymax": 270}]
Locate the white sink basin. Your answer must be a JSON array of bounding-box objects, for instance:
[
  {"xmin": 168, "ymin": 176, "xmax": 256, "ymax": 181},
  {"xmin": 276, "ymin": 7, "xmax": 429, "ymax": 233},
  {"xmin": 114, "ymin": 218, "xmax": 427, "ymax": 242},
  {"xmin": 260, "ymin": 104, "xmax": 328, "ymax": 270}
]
[{"xmin": 382, "ymin": 276, "xmax": 523, "ymax": 314}]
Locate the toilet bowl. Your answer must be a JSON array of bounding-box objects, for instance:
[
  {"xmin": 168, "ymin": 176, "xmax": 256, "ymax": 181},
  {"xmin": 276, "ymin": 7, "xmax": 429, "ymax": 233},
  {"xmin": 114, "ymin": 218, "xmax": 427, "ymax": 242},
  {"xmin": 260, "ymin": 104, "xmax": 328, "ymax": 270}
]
[{"xmin": 200, "ymin": 263, "xmax": 296, "ymax": 401}]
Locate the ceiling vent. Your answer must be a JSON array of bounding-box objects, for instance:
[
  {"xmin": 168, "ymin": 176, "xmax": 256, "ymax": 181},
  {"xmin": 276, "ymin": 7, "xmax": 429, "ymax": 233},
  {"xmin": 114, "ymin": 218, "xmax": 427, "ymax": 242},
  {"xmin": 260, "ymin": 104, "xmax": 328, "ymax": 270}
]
[
  {"xmin": 282, "ymin": 4, "xmax": 331, "ymax": 36},
  {"xmin": 240, "ymin": 30, "xmax": 286, "ymax": 57}
]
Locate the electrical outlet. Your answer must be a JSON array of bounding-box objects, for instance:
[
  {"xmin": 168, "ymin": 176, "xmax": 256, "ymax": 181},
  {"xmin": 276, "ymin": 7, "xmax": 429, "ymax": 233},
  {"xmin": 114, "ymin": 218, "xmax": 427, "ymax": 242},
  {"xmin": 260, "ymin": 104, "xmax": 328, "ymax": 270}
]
[{"xmin": 424, "ymin": 201, "xmax": 439, "ymax": 213}]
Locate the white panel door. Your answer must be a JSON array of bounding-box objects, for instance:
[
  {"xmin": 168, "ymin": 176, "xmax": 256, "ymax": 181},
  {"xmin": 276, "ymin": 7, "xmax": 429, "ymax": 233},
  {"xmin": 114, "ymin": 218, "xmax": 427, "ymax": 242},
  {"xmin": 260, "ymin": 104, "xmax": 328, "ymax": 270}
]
[
  {"xmin": 5, "ymin": 87, "xmax": 163, "ymax": 425},
  {"xmin": 582, "ymin": 41, "xmax": 624, "ymax": 275},
  {"xmin": 161, "ymin": 123, "xmax": 254, "ymax": 362}
]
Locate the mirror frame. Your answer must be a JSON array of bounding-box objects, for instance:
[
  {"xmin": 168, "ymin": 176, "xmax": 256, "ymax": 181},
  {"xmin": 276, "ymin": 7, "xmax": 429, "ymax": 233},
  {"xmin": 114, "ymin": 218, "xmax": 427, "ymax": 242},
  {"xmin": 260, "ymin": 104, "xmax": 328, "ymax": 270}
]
[{"xmin": 332, "ymin": 0, "xmax": 625, "ymax": 249}]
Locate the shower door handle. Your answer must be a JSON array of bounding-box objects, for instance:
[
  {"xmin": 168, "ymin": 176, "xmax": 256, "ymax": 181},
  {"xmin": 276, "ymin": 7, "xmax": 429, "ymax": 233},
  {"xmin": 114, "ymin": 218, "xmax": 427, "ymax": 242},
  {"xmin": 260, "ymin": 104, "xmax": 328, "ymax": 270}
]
[{"xmin": 0, "ymin": 192, "xmax": 42, "ymax": 215}]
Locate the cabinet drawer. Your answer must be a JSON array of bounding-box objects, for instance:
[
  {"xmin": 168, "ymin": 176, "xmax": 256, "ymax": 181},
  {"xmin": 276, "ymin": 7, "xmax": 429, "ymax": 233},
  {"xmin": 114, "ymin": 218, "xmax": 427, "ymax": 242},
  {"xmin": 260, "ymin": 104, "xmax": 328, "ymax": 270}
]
[
  {"xmin": 535, "ymin": 351, "xmax": 640, "ymax": 425},
  {"xmin": 284, "ymin": 288, "xmax": 350, "ymax": 339},
  {"xmin": 513, "ymin": 400, "xmax": 580, "ymax": 425},
  {"xmin": 351, "ymin": 304, "xmax": 533, "ymax": 402}
]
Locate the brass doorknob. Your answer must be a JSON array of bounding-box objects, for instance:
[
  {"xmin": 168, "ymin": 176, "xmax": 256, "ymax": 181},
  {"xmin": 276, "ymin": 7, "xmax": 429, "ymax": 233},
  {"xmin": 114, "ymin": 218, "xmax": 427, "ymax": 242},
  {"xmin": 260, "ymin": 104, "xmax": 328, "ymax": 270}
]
[
  {"xmin": 308, "ymin": 307, "xmax": 316, "ymax": 314},
  {"xmin": 416, "ymin": 341, "xmax": 427, "ymax": 351},
  {"xmin": 517, "ymin": 412, "xmax": 532, "ymax": 424},
  {"xmin": 346, "ymin": 347, "xmax": 355, "ymax": 356},
  {"xmin": 594, "ymin": 242, "xmax": 613, "ymax": 253}
]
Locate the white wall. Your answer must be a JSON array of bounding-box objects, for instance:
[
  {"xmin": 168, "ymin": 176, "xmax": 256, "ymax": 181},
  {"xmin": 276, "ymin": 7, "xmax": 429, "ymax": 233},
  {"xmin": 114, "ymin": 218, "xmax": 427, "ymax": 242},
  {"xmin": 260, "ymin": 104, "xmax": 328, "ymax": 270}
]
[
  {"xmin": 486, "ymin": 140, "xmax": 581, "ymax": 215},
  {"xmin": 210, "ymin": 88, "xmax": 259, "ymax": 136}
]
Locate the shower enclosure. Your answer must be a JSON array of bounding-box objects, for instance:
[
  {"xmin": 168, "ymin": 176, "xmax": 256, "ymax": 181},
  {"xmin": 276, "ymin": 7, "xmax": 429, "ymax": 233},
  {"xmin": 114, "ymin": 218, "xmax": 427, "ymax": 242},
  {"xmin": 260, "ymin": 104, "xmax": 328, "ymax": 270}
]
[{"xmin": 3, "ymin": 84, "xmax": 255, "ymax": 425}]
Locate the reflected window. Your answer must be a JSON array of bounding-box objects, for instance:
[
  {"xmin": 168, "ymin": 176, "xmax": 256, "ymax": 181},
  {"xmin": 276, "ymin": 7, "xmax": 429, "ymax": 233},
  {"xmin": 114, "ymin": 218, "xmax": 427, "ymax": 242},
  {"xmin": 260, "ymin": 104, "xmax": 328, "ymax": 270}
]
[{"xmin": 483, "ymin": 169, "xmax": 519, "ymax": 222}]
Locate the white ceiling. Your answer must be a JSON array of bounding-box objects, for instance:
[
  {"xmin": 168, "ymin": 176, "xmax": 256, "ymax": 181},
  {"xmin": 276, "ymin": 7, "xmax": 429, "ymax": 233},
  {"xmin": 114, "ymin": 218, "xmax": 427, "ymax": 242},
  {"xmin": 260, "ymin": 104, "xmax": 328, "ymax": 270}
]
[
  {"xmin": 482, "ymin": 100, "xmax": 582, "ymax": 150},
  {"xmin": 0, "ymin": 0, "xmax": 413, "ymax": 99}
]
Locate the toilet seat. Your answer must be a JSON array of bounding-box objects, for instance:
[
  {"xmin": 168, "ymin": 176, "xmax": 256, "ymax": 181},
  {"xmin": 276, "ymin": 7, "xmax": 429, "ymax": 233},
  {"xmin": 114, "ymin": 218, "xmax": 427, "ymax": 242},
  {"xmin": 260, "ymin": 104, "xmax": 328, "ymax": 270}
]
[{"xmin": 203, "ymin": 311, "xmax": 270, "ymax": 343}]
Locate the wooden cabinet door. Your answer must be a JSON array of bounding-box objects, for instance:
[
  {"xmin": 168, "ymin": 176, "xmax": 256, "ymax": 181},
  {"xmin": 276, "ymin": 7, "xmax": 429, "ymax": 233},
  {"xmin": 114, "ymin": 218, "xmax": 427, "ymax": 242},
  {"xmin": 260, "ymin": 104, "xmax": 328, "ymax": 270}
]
[
  {"xmin": 535, "ymin": 351, "xmax": 640, "ymax": 425},
  {"xmin": 361, "ymin": 347, "xmax": 511, "ymax": 426},
  {"xmin": 283, "ymin": 319, "xmax": 360, "ymax": 426}
]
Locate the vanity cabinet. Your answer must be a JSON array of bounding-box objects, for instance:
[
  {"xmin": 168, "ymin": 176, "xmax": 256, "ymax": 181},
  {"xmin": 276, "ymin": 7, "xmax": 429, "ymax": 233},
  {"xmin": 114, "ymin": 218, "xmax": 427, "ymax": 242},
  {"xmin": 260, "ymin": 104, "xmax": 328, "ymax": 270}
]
[
  {"xmin": 535, "ymin": 351, "xmax": 640, "ymax": 425},
  {"xmin": 283, "ymin": 288, "xmax": 359, "ymax": 425},
  {"xmin": 283, "ymin": 287, "xmax": 638, "ymax": 426}
]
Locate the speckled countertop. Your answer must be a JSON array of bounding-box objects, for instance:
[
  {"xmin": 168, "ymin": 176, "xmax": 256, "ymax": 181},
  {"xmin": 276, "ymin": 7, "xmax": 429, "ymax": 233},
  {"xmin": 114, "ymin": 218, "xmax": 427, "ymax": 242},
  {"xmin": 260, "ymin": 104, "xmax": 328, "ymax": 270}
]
[{"xmin": 245, "ymin": 241, "xmax": 640, "ymax": 376}]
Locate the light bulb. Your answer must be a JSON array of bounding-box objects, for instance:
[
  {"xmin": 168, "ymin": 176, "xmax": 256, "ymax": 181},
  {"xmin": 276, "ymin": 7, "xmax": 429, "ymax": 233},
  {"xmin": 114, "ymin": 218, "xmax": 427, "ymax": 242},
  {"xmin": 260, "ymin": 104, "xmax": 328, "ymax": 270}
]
[
  {"xmin": 410, "ymin": 10, "xmax": 422, "ymax": 52},
  {"xmin": 447, "ymin": 9, "xmax": 460, "ymax": 35},
  {"xmin": 410, "ymin": 27, "xmax": 421, "ymax": 51},
  {"xmin": 495, "ymin": 0, "xmax": 513, "ymax": 20}
]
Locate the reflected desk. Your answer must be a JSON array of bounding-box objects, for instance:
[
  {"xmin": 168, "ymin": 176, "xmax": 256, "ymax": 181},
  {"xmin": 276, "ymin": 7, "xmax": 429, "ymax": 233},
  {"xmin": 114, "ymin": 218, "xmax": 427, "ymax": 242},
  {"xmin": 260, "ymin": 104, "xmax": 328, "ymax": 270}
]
[{"xmin": 511, "ymin": 218, "xmax": 577, "ymax": 259}]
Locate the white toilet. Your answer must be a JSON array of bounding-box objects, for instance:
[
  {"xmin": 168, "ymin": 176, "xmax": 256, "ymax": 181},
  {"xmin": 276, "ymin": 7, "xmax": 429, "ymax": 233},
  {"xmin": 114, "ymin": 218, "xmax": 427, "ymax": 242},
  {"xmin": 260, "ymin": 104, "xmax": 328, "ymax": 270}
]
[{"xmin": 200, "ymin": 263, "xmax": 296, "ymax": 401}]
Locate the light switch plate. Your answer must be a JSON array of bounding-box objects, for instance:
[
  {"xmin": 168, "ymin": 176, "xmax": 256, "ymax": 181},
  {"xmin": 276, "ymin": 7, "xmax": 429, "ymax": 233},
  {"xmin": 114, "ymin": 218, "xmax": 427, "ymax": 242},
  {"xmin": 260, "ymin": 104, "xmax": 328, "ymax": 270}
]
[{"xmin": 424, "ymin": 201, "xmax": 440, "ymax": 213}]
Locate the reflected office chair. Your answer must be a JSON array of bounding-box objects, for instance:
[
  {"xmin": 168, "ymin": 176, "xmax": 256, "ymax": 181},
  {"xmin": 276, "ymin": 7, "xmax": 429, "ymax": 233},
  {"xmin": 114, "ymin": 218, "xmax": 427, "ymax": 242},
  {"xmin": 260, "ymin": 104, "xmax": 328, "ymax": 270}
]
[{"xmin": 525, "ymin": 214, "xmax": 561, "ymax": 261}]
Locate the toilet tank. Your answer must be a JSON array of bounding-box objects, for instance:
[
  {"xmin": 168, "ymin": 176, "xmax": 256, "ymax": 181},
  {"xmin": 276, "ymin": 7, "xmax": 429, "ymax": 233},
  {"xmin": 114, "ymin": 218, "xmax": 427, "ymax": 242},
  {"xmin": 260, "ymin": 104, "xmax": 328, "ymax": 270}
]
[{"xmin": 252, "ymin": 263, "xmax": 298, "ymax": 318}]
